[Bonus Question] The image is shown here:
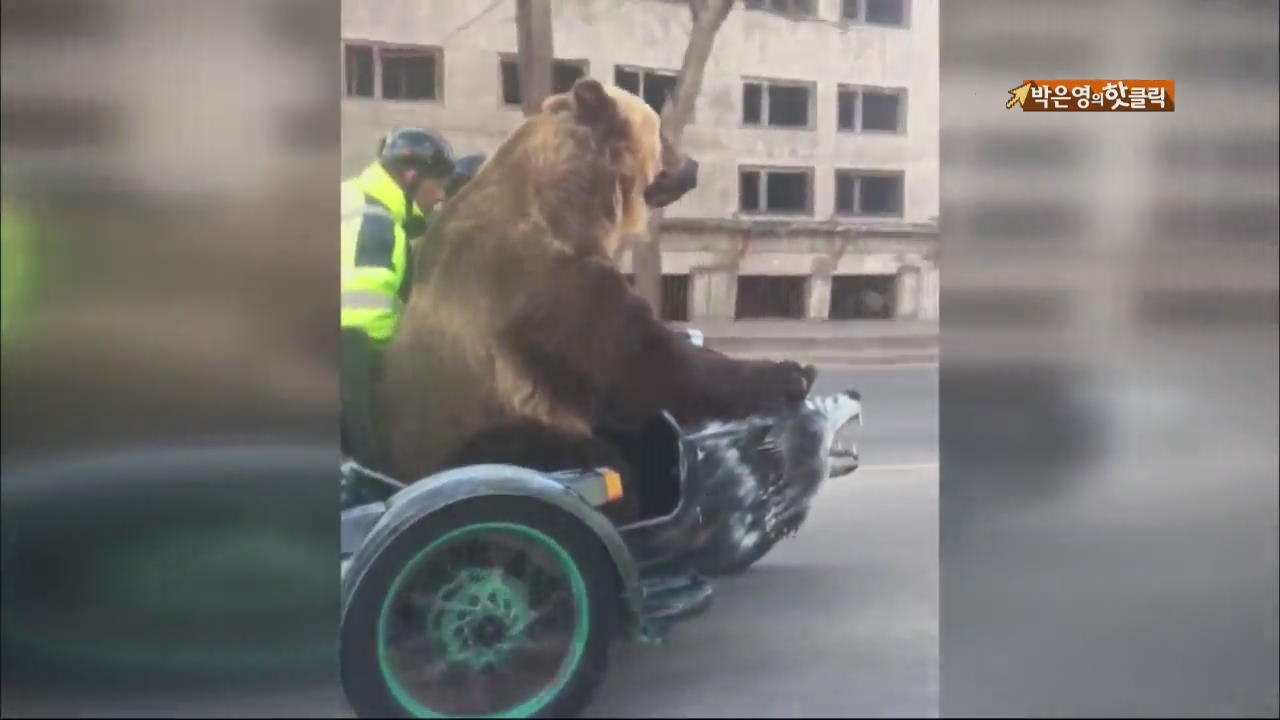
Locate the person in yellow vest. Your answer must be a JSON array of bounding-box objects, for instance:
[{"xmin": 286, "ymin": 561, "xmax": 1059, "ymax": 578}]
[
  {"xmin": 341, "ymin": 127, "xmax": 455, "ymax": 469},
  {"xmin": 1, "ymin": 195, "xmax": 43, "ymax": 348}
]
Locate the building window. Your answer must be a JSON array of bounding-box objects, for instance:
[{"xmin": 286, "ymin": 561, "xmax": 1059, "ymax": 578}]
[
  {"xmin": 615, "ymin": 66, "xmax": 680, "ymax": 115},
  {"xmin": 499, "ymin": 57, "xmax": 589, "ymax": 106},
  {"xmin": 835, "ymin": 169, "xmax": 905, "ymax": 217},
  {"xmin": 736, "ymin": 276, "xmax": 808, "ymax": 319},
  {"xmin": 830, "ymin": 275, "xmax": 897, "ymax": 319},
  {"xmin": 739, "ymin": 166, "xmax": 813, "ymax": 215},
  {"xmin": 744, "ymin": 0, "xmax": 818, "ymax": 19},
  {"xmin": 500, "ymin": 60, "xmax": 521, "ymax": 105},
  {"xmin": 841, "ymin": 0, "xmax": 909, "ymax": 26},
  {"xmin": 342, "ymin": 41, "xmax": 442, "ymax": 102},
  {"xmin": 622, "ymin": 274, "xmax": 688, "ymax": 321},
  {"xmin": 554, "ymin": 61, "xmax": 587, "ymax": 93},
  {"xmin": 742, "ymin": 80, "xmax": 813, "ymax": 129},
  {"xmin": 661, "ymin": 275, "xmax": 690, "ymax": 322},
  {"xmin": 344, "ymin": 43, "xmax": 374, "ymax": 98},
  {"xmin": 837, "ymin": 85, "xmax": 907, "ymax": 133},
  {"xmin": 380, "ymin": 47, "xmax": 440, "ymax": 101}
]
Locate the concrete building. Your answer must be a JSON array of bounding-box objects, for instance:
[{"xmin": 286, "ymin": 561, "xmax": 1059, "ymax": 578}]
[{"xmin": 342, "ymin": 0, "xmax": 940, "ymax": 322}]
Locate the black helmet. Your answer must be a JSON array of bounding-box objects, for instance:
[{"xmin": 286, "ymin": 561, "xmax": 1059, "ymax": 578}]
[
  {"xmin": 445, "ymin": 154, "xmax": 487, "ymax": 198},
  {"xmin": 378, "ymin": 127, "xmax": 455, "ymax": 180}
]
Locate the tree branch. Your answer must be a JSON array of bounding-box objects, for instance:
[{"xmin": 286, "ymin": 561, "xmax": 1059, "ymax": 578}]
[
  {"xmin": 633, "ymin": 0, "xmax": 736, "ymax": 315},
  {"xmin": 662, "ymin": 0, "xmax": 735, "ymax": 147}
]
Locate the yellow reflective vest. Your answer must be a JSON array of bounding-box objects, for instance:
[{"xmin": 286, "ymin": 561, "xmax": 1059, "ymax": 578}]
[
  {"xmin": 2, "ymin": 200, "xmax": 35, "ymax": 344},
  {"xmin": 340, "ymin": 162, "xmax": 423, "ymax": 345}
]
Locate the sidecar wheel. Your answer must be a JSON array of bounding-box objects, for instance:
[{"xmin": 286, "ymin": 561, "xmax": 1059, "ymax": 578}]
[{"xmin": 340, "ymin": 496, "xmax": 617, "ymax": 718}]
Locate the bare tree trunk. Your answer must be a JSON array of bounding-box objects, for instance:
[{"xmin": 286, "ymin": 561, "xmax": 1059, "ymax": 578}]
[
  {"xmin": 516, "ymin": 0, "xmax": 555, "ymax": 117},
  {"xmin": 633, "ymin": 0, "xmax": 736, "ymax": 315}
]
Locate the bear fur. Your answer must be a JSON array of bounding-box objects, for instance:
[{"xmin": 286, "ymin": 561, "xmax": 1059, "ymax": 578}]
[{"xmin": 378, "ymin": 78, "xmax": 815, "ymax": 495}]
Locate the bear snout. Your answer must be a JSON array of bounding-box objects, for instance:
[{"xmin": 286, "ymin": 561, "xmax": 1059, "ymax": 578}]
[{"xmin": 643, "ymin": 155, "xmax": 699, "ymax": 208}]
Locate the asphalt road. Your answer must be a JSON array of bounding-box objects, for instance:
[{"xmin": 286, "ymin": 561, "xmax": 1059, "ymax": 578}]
[
  {"xmin": 583, "ymin": 365, "xmax": 939, "ymax": 718},
  {"xmin": 810, "ymin": 365, "xmax": 938, "ymax": 468}
]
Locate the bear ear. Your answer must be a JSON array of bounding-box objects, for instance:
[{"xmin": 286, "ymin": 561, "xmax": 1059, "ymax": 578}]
[{"xmin": 570, "ymin": 77, "xmax": 625, "ymax": 135}]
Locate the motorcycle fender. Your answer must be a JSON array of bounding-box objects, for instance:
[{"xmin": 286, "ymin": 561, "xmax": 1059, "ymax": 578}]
[{"xmin": 340, "ymin": 463, "xmax": 644, "ymax": 624}]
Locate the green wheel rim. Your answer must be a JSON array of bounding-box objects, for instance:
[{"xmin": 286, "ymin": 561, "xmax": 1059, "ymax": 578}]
[{"xmin": 376, "ymin": 522, "xmax": 590, "ymax": 718}]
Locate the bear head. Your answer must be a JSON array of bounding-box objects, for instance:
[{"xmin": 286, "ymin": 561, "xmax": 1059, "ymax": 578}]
[{"xmin": 540, "ymin": 77, "xmax": 699, "ymax": 240}]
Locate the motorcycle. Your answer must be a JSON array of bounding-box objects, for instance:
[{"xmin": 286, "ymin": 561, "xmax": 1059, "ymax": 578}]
[{"xmin": 339, "ymin": 334, "xmax": 864, "ymax": 717}]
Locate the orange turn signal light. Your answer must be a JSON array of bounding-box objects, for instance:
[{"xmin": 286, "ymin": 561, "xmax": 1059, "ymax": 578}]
[{"xmin": 601, "ymin": 468, "xmax": 624, "ymax": 503}]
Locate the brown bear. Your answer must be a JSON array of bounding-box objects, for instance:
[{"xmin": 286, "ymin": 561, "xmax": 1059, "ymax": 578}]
[{"xmin": 378, "ymin": 77, "xmax": 815, "ymax": 496}]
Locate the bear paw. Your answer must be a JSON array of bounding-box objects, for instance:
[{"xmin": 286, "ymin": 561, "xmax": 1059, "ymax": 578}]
[{"xmin": 740, "ymin": 359, "xmax": 817, "ymax": 414}]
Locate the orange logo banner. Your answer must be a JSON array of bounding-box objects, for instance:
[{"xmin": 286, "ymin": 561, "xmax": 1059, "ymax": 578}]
[{"xmin": 1006, "ymin": 80, "xmax": 1175, "ymax": 112}]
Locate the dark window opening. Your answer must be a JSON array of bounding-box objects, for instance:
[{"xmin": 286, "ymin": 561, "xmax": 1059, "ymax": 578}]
[
  {"xmin": 553, "ymin": 61, "xmax": 585, "ymax": 93},
  {"xmin": 500, "ymin": 60, "xmax": 521, "ymax": 105},
  {"xmin": 344, "ymin": 44, "xmax": 374, "ymax": 98},
  {"xmin": 643, "ymin": 73, "xmax": 677, "ymax": 114},
  {"xmin": 747, "ymin": 0, "xmax": 816, "ymax": 17},
  {"xmin": 835, "ymin": 172, "xmax": 856, "ymax": 213},
  {"xmin": 842, "ymin": 0, "xmax": 908, "ymax": 25},
  {"xmin": 615, "ymin": 66, "xmax": 680, "ymax": 115},
  {"xmin": 830, "ymin": 275, "xmax": 896, "ymax": 319},
  {"xmin": 835, "ymin": 170, "xmax": 904, "ymax": 217},
  {"xmin": 860, "ymin": 174, "xmax": 903, "ymax": 214},
  {"xmin": 743, "ymin": 83, "xmax": 763, "ymax": 124},
  {"xmin": 736, "ymin": 276, "xmax": 807, "ymax": 319},
  {"xmin": 381, "ymin": 49, "xmax": 437, "ymax": 101},
  {"xmin": 743, "ymin": 81, "xmax": 811, "ymax": 128},
  {"xmin": 661, "ymin": 275, "xmax": 690, "ymax": 322},
  {"xmin": 768, "ymin": 84, "xmax": 809, "ymax": 127},
  {"xmin": 740, "ymin": 169, "xmax": 811, "ymax": 214},
  {"xmin": 861, "ymin": 90, "xmax": 901, "ymax": 131},
  {"xmin": 615, "ymin": 68, "xmax": 641, "ymax": 94},
  {"xmin": 739, "ymin": 171, "xmax": 761, "ymax": 212},
  {"xmin": 865, "ymin": 0, "xmax": 907, "ymax": 25},
  {"xmin": 837, "ymin": 86, "xmax": 905, "ymax": 132},
  {"xmin": 766, "ymin": 171, "xmax": 810, "ymax": 212},
  {"xmin": 501, "ymin": 58, "xmax": 587, "ymax": 106},
  {"xmin": 619, "ymin": 274, "xmax": 687, "ymax": 322},
  {"xmin": 837, "ymin": 89, "xmax": 856, "ymax": 130}
]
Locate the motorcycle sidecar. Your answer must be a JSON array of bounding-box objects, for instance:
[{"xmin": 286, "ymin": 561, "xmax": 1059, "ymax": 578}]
[
  {"xmin": 338, "ymin": 388, "xmax": 864, "ymax": 719},
  {"xmin": 338, "ymin": 411, "xmax": 715, "ymax": 719}
]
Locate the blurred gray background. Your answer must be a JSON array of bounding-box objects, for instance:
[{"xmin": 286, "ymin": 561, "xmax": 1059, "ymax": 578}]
[{"xmin": 941, "ymin": 0, "xmax": 1278, "ymax": 716}]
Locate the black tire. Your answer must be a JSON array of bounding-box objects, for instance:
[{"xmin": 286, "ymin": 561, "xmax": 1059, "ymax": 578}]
[{"xmin": 339, "ymin": 495, "xmax": 618, "ymax": 719}]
